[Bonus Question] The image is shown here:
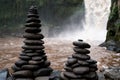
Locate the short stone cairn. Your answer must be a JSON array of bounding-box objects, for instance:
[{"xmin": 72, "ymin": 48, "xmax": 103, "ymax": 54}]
[
  {"xmin": 12, "ymin": 6, "xmax": 53, "ymax": 80},
  {"xmin": 61, "ymin": 40, "xmax": 98, "ymax": 80}
]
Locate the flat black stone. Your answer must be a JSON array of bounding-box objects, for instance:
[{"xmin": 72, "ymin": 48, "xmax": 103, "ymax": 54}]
[
  {"xmin": 16, "ymin": 78, "xmax": 33, "ymax": 80},
  {"xmin": 35, "ymin": 77, "xmax": 49, "ymax": 80},
  {"xmin": 89, "ymin": 64, "xmax": 97, "ymax": 68},
  {"xmin": 83, "ymin": 72, "xmax": 97, "ymax": 79},
  {"xmin": 71, "ymin": 63, "xmax": 80, "ymax": 68},
  {"xmin": 24, "ymin": 40, "xmax": 44, "ymax": 45},
  {"xmin": 67, "ymin": 58, "xmax": 77, "ymax": 65},
  {"xmin": 72, "ymin": 54, "xmax": 90, "ymax": 60},
  {"xmin": 60, "ymin": 72, "xmax": 69, "ymax": 80},
  {"xmin": 22, "ymin": 50, "xmax": 35, "ymax": 53},
  {"xmin": 89, "ymin": 67, "xmax": 98, "ymax": 72},
  {"xmin": 22, "ymin": 45, "xmax": 45, "ymax": 50},
  {"xmin": 12, "ymin": 70, "xmax": 33, "ymax": 78},
  {"xmin": 12, "ymin": 65, "xmax": 21, "ymax": 72},
  {"xmin": 73, "ymin": 47, "xmax": 90, "ymax": 54},
  {"xmin": 25, "ymin": 22, "xmax": 41, "ymax": 27},
  {"xmin": 20, "ymin": 53, "xmax": 26, "ymax": 56},
  {"xmin": 78, "ymin": 60, "xmax": 89, "ymax": 66},
  {"xmin": 26, "ymin": 53, "xmax": 42, "ymax": 57},
  {"xmin": 15, "ymin": 60, "xmax": 28, "ymax": 67},
  {"xmin": 63, "ymin": 71, "xmax": 79, "ymax": 79},
  {"xmin": 44, "ymin": 61, "xmax": 51, "ymax": 67},
  {"xmin": 26, "ymin": 17, "xmax": 40, "ymax": 23},
  {"xmin": 36, "ymin": 50, "xmax": 45, "ymax": 53},
  {"xmin": 73, "ymin": 67, "xmax": 89, "ymax": 75},
  {"xmin": 34, "ymin": 67, "xmax": 53, "ymax": 77},
  {"xmin": 64, "ymin": 65, "xmax": 73, "ymax": 72},
  {"xmin": 32, "ymin": 56, "xmax": 45, "ymax": 61},
  {"xmin": 27, "ymin": 13, "xmax": 39, "ymax": 18},
  {"xmin": 29, "ymin": 60, "xmax": 44, "ymax": 65},
  {"xmin": 22, "ymin": 65, "xmax": 39, "ymax": 70},
  {"xmin": 73, "ymin": 41, "xmax": 91, "ymax": 48},
  {"xmin": 23, "ymin": 33, "xmax": 44, "ymax": 39},
  {"xmin": 86, "ymin": 59, "xmax": 97, "ymax": 64},
  {"xmin": 19, "ymin": 56, "xmax": 31, "ymax": 60},
  {"xmin": 25, "ymin": 27, "xmax": 41, "ymax": 33}
]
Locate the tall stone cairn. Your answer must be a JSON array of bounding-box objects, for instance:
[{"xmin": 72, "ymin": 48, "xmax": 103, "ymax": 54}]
[
  {"xmin": 12, "ymin": 6, "xmax": 53, "ymax": 80},
  {"xmin": 61, "ymin": 40, "xmax": 98, "ymax": 80}
]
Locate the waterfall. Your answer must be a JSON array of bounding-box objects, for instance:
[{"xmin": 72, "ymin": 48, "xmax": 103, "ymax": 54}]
[
  {"xmin": 58, "ymin": 0, "xmax": 111, "ymax": 42},
  {"xmin": 82, "ymin": 0, "xmax": 111, "ymax": 41}
]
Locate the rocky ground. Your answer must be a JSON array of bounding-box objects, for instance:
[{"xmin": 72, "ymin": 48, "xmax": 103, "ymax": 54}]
[{"xmin": 0, "ymin": 37, "xmax": 119, "ymax": 72}]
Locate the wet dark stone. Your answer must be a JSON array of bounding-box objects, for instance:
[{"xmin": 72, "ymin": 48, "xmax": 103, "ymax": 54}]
[
  {"xmin": 86, "ymin": 59, "xmax": 97, "ymax": 64},
  {"xmin": 25, "ymin": 27, "xmax": 41, "ymax": 33},
  {"xmin": 12, "ymin": 65, "xmax": 21, "ymax": 72},
  {"xmin": 89, "ymin": 67, "xmax": 98, "ymax": 72},
  {"xmin": 64, "ymin": 66, "xmax": 73, "ymax": 72},
  {"xmin": 67, "ymin": 58, "xmax": 77, "ymax": 65},
  {"xmin": 22, "ymin": 50, "xmax": 35, "ymax": 53},
  {"xmin": 72, "ymin": 53, "xmax": 90, "ymax": 60},
  {"xmin": 89, "ymin": 64, "xmax": 97, "ymax": 68},
  {"xmin": 24, "ymin": 40, "xmax": 44, "ymax": 45},
  {"xmin": 22, "ymin": 45, "xmax": 45, "ymax": 50},
  {"xmin": 22, "ymin": 65, "xmax": 39, "ymax": 70},
  {"xmin": 44, "ymin": 61, "xmax": 51, "ymax": 67},
  {"xmin": 12, "ymin": 70, "xmax": 33, "ymax": 78},
  {"xmin": 32, "ymin": 56, "xmax": 42, "ymax": 61},
  {"xmin": 73, "ymin": 41, "xmax": 91, "ymax": 48},
  {"xmin": 16, "ymin": 78, "xmax": 33, "ymax": 80},
  {"xmin": 63, "ymin": 71, "xmax": 80, "ymax": 79},
  {"xmin": 67, "ymin": 56, "xmax": 73, "ymax": 59},
  {"xmin": 35, "ymin": 77, "xmax": 49, "ymax": 80},
  {"xmin": 19, "ymin": 56, "xmax": 31, "ymax": 60},
  {"xmin": 20, "ymin": 53, "xmax": 27, "ymax": 56},
  {"xmin": 25, "ymin": 22, "xmax": 41, "ymax": 27},
  {"xmin": 26, "ymin": 17, "xmax": 40, "ymax": 23},
  {"xmin": 71, "ymin": 63, "xmax": 80, "ymax": 68},
  {"xmin": 27, "ymin": 13, "xmax": 39, "ymax": 18},
  {"xmin": 34, "ymin": 67, "xmax": 53, "ymax": 77},
  {"xmin": 78, "ymin": 60, "xmax": 89, "ymax": 66},
  {"xmin": 26, "ymin": 53, "xmax": 41, "ymax": 57},
  {"xmin": 84, "ymin": 72, "xmax": 97, "ymax": 79},
  {"xmin": 36, "ymin": 50, "xmax": 44, "ymax": 53},
  {"xmin": 73, "ymin": 67, "xmax": 89, "ymax": 75},
  {"xmin": 60, "ymin": 72, "xmax": 69, "ymax": 80},
  {"xmin": 15, "ymin": 60, "xmax": 28, "ymax": 67},
  {"xmin": 73, "ymin": 47, "xmax": 90, "ymax": 54},
  {"xmin": 29, "ymin": 60, "xmax": 44, "ymax": 65},
  {"xmin": 23, "ymin": 33, "xmax": 44, "ymax": 39}
]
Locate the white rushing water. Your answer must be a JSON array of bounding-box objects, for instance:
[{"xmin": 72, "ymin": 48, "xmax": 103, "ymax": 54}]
[{"xmin": 59, "ymin": 0, "xmax": 111, "ymax": 42}]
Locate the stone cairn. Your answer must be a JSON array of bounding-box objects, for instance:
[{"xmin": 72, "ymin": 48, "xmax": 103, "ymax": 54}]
[
  {"xmin": 61, "ymin": 39, "xmax": 98, "ymax": 80},
  {"xmin": 12, "ymin": 6, "xmax": 53, "ymax": 80}
]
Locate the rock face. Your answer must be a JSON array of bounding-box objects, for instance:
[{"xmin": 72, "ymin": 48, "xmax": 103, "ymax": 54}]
[
  {"xmin": 101, "ymin": 67, "xmax": 120, "ymax": 80},
  {"xmin": 60, "ymin": 40, "xmax": 98, "ymax": 80},
  {"xmin": 102, "ymin": 0, "xmax": 120, "ymax": 53},
  {"xmin": 12, "ymin": 6, "xmax": 53, "ymax": 80}
]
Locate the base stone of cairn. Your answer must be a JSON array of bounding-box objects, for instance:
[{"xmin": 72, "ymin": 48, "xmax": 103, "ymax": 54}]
[
  {"xmin": 12, "ymin": 6, "xmax": 53, "ymax": 80},
  {"xmin": 60, "ymin": 39, "xmax": 98, "ymax": 80}
]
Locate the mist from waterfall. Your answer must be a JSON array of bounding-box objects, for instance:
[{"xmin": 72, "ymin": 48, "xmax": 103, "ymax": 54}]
[{"xmin": 58, "ymin": 0, "xmax": 111, "ymax": 42}]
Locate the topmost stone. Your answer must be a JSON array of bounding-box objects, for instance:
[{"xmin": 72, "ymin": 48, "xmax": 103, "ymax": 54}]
[
  {"xmin": 73, "ymin": 40, "xmax": 91, "ymax": 48},
  {"xmin": 29, "ymin": 6, "xmax": 38, "ymax": 14}
]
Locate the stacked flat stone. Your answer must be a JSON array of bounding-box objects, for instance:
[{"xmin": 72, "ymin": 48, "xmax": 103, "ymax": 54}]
[
  {"xmin": 61, "ymin": 40, "xmax": 98, "ymax": 80},
  {"xmin": 12, "ymin": 6, "xmax": 53, "ymax": 80}
]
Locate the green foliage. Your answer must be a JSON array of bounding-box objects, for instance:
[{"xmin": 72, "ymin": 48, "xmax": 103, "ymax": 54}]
[
  {"xmin": 106, "ymin": 0, "xmax": 120, "ymax": 42},
  {"xmin": 0, "ymin": 0, "xmax": 84, "ymax": 36}
]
